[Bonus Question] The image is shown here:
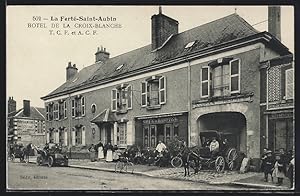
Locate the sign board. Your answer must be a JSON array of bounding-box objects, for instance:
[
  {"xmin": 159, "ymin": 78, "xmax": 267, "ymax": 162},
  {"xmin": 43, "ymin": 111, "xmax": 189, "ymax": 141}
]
[
  {"xmin": 16, "ymin": 119, "xmax": 36, "ymax": 135},
  {"xmin": 142, "ymin": 116, "xmax": 179, "ymax": 124}
]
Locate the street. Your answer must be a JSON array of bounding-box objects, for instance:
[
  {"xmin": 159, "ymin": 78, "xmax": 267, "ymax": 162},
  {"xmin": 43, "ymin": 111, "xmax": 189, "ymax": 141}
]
[{"xmin": 7, "ymin": 162, "xmax": 243, "ymax": 190}]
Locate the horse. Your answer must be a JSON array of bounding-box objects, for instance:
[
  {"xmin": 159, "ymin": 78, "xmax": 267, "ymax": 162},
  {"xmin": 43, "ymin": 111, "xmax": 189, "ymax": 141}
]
[
  {"xmin": 22, "ymin": 143, "xmax": 34, "ymax": 163},
  {"xmin": 182, "ymin": 146, "xmax": 201, "ymax": 177}
]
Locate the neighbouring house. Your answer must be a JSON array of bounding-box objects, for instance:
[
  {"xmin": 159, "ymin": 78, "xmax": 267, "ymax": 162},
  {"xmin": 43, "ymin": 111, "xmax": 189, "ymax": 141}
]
[
  {"xmin": 41, "ymin": 7, "xmax": 293, "ymax": 161},
  {"xmin": 8, "ymin": 99, "xmax": 46, "ymax": 146}
]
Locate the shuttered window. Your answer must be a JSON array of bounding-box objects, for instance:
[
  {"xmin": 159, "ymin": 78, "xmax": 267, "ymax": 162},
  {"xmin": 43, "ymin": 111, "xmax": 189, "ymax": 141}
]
[
  {"xmin": 127, "ymin": 85, "xmax": 133, "ymax": 109},
  {"xmin": 53, "ymin": 103, "xmax": 59, "ymax": 120},
  {"xmin": 141, "ymin": 82, "xmax": 147, "ymax": 107},
  {"xmin": 285, "ymin": 68, "xmax": 294, "ymax": 99},
  {"xmin": 64, "ymin": 101, "xmax": 67, "ymax": 118},
  {"xmin": 111, "ymin": 89, "xmax": 117, "ymax": 111},
  {"xmin": 229, "ymin": 59, "xmax": 240, "ymax": 93},
  {"xmin": 71, "ymin": 99, "xmax": 75, "ymax": 117},
  {"xmin": 201, "ymin": 66, "xmax": 210, "ymax": 97},
  {"xmin": 159, "ymin": 76, "xmax": 166, "ymax": 104}
]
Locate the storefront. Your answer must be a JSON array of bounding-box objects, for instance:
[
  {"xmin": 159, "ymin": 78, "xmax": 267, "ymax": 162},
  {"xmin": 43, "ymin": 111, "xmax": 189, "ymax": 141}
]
[{"xmin": 135, "ymin": 112, "xmax": 188, "ymax": 148}]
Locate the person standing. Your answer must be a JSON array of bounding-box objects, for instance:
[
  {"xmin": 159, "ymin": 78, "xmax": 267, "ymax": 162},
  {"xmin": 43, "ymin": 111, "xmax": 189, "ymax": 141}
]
[
  {"xmin": 287, "ymin": 155, "xmax": 294, "ymax": 189},
  {"xmin": 263, "ymin": 150, "xmax": 275, "ymax": 182},
  {"xmin": 209, "ymin": 137, "xmax": 220, "ymax": 157},
  {"xmin": 105, "ymin": 142, "xmax": 113, "ymax": 162},
  {"xmin": 96, "ymin": 141, "xmax": 104, "ymax": 160},
  {"xmin": 88, "ymin": 144, "xmax": 96, "ymax": 162},
  {"xmin": 156, "ymin": 141, "xmax": 166, "ymax": 156},
  {"xmin": 261, "ymin": 148, "xmax": 268, "ymax": 172},
  {"xmin": 273, "ymin": 153, "xmax": 286, "ymax": 186}
]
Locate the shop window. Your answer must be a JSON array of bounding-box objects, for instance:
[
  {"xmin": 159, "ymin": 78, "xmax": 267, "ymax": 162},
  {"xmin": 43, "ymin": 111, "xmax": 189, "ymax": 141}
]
[
  {"xmin": 141, "ymin": 76, "xmax": 166, "ymax": 108},
  {"xmin": 117, "ymin": 123, "xmax": 127, "ymax": 145},
  {"xmin": 111, "ymin": 84, "xmax": 133, "ymax": 112},
  {"xmin": 200, "ymin": 58, "xmax": 240, "ymax": 98},
  {"xmin": 285, "ymin": 68, "xmax": 294, "ymax": 100}
]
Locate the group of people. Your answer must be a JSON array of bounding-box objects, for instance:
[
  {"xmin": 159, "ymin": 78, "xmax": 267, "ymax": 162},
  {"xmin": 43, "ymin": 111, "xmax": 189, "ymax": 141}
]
[
  {"xmin": 203, "ymin": 137, "xmax": 229, "ymax": 157},
  {"xmin": 89, "ymin": 141, "xmax": 120, "ymax": 162},
  {"xmin": 261, "ymin": 148, "xmax": 294, "ymax": 188}
]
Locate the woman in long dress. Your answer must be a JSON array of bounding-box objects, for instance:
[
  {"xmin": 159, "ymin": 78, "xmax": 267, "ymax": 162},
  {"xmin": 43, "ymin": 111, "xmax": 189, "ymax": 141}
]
[
  {"xmin": 96, "ymin": 141, "xmax": 104, "ymax": 159},
  {"xmin": 105, "ymin": 142, "xmax": 113, "ymax": 162}
]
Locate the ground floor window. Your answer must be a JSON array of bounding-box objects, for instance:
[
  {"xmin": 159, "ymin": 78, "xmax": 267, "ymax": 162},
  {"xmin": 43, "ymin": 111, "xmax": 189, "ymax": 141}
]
[
  {"xmin": 59, "ymin": 130, "xmax": 64, "ymax": 145},
  {"xmin": 75, "ymin": 129, "xmax": 82, "ymax": 145},
  {"xmin": 143, "ymin": 123, "xmax": 177, "ymax": 147},
  {"xmin": 49, "ymin": 130, "xmax": 54, "ymax": 143},
  {"xmin": 117, "ymin": 123, "xmax": 127, "ymax": 145}
]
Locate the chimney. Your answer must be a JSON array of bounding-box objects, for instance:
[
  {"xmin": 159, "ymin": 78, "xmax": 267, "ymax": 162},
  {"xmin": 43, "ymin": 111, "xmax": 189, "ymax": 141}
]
[
  {"xmin": 151, "ymin": 6, "xmax": 178, "ymax": 50},
  {"xmin": 23, "ymin": 100, "xmax": 30, "ymax": 117},
  {"xmin": 66, "ymin": 61, "xmax": 78, "ymax": 81},
  {"xmin": 95, "ymin": 46, "xmax": 110, "ymax": 63},
  {"xmin": 8, "ymin": 96, "xmax": 16, "ymax": 113},
  {"xmin": 268, "ymin": 6, "xmax": 281, "ymax": 41}
]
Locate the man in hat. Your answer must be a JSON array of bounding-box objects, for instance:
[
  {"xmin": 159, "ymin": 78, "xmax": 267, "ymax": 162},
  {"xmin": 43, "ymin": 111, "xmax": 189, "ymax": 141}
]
[{"xmin": 263, "ymin": 150, "xmax": 275, "ymax": 182}]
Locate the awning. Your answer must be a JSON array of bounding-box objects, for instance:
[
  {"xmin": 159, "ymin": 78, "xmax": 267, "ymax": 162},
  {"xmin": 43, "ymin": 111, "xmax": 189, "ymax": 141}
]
[{"xmin": 91, "ymin": 108, "xmax": 117, "ymax": 124}]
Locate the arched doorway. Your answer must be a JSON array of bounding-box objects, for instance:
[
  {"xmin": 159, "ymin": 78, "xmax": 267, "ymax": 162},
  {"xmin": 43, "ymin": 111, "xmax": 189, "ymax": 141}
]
[{"xmin": 197, "ymin": 112, "xmax": 246, "ymax": 152}]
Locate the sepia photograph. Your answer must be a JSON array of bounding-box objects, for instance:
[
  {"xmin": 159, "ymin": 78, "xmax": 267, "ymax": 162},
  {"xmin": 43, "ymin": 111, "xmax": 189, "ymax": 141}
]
[{"xmin": 6, "ymin": 5, "xmax": 295, "ymax": 191}]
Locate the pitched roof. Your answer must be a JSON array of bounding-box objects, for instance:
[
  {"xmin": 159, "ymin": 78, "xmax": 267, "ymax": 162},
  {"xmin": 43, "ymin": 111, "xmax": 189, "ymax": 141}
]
[
  {"xmin": 8, "ymin": 107, "xmax": 46, "ymax": 120},
  {"xmin": 43, "ymin": 13, "xmax": 259, "ymax": 99}
]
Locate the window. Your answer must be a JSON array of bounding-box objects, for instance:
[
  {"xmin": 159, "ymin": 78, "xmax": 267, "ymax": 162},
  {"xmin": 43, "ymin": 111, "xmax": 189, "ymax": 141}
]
[
  {"xmin": 200, "ymin": 58, "xmax": 241, "ymax": 98},
  {"xmin": 185, "ymin": 41, "xmax": 196, "ymax": 49},
  {"xmin": 111, "ymin": 84, "xmax": 133, "ymax": 112},
  {"xmin": 53, "ymin": 103, "xmax": 59, "ymax": 120},
  {"xmin": 75, "ymin": 128, "xmax": 81, "ymax": 145},
  {"xmin": 201, "ymin": 66, "xmax": 210, "ymax": 98},
  {"xmin": 71, "ymin": 99, "xmax": 75, "ymax": 117},
  {"xmin": 64, "ymin": 101, "xmax": 67, "ymax": 118},
  {"xmin": 285, "ymin": 68, "xmax": 294, "ymax": 100},
  {"xmin": 229, "ymin": 59, "xmax": 240, "ymax": 93},
  {"xmin": 117, "ymin": 123, "xmax": 127, "ymax": 145},
  {"xmin": 46, "ymin": 105, "xmax": 49, "ymax": 121},
  {"xmin": 81, "ymin": 97, "xmax": 85, "ymax": 116},
  {"xmin": 141, "ymin": 76, "xmax": 167, "ymax": 107},
  {"xmin": 81, "ymin": 126, "xmax": 86, "ymax": 145},
  {"xmin": 111, "ymin": 89, "xmax": 117, "ymax": 111},
  {"xmin": 91, "ymin": 104, "xmax": 97, "ymax": 113}
]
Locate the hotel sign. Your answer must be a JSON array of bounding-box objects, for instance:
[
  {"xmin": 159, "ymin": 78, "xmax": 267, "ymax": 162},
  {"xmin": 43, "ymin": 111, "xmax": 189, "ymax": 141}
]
[{"xmin": 142, "ymin": 117, "xmax": 179, "ymax": 124}]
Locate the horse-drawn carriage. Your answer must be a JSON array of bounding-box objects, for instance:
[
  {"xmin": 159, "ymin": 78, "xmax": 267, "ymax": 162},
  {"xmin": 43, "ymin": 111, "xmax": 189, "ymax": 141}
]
[
  {"xmin": 36, "ymin": 143, "xmax": 68, "ymax": 167},
  {"xmin": 171, "ymin": 130, "xmax": 238, "ymax": 174},
  {"xmin": 8, "ymin": 143, "xmax": 35, "ymax": 163}
]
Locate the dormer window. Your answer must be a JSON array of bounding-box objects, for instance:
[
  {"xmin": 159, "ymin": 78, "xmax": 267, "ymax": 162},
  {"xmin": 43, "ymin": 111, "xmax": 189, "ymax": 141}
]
[
  {"xmin": 141, "ymin": 75, "xmax": 166, "ymax": 109},
  {"xmin": 185, "ymin": 41, "xmax": 196, "ymax": 49},
  {"xmin": 111, "ymin": 84, "xmax": 133, "ymax": 113},
  {"xmin": 116, "ymin": 64, "xmax": 124, "ymax": 71}
]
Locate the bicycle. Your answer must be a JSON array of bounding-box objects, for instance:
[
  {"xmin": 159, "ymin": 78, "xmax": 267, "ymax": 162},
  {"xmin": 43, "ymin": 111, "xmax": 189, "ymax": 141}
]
[
  {"xmin": 114, "ymin": 157, "xmax": 134, "ymax": 174},
  {"xmin": 170, "ymin": 148, "xmax": 185, "ymax": 168}
]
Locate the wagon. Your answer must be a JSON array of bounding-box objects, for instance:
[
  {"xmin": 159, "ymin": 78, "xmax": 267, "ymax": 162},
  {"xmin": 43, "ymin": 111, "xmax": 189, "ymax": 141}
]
[
  {"xmin": 197, "ymin": 130, "xmax": 238, "ymax": 172},
  {"xmin": 9, "ymin": 143, "xmax": 26, "ymax": 163}
]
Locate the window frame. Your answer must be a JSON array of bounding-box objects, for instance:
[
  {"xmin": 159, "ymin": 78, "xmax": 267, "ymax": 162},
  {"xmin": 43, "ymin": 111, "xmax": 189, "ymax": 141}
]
[
  {"xmin": 53, "ymin": 103, "xmax": 59, "ymax": 120},
  {"xmin": 64, "ymin": 101, "xmax": 67, "ymax": 119},
  {"xmin": 200, "ymin": 66, "xmax": 210, "ymax": 98},
  {"xmin": 71, "ymin": 99, "xmax": 75, "ymax": 118},
  {"xmin": 229, "ymin": 58, "xmax": 241, "ymax": 94},
  {"xmin": 111, "ymin": 89, "xmax": 117, "ymax": 111},
  {"xmin": 117, "ymin": 123, "xmax": 127, "ymax": 145},
  {"xmin": 46, "ymin": 105, "xmax": 49, "ymax": 121},
  {"xmin": 141, "ymin": 81, "xmax": 148, "ymax": 107},
  {"xmin": 81, "ymin": 97, "xmax": 85, "ymax": 116},
  {"xmin": 285, "ymin": 68, "xmax": 294, "ymax": 100}
]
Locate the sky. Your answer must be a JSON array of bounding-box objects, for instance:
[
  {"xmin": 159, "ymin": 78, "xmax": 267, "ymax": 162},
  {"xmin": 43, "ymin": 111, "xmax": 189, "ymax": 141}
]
[{"xmin": 6, "ymin": 6, "xmax": 294, "ymax": 109}]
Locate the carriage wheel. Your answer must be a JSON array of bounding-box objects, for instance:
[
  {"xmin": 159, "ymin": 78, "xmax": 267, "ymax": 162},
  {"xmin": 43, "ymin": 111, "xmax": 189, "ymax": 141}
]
[
  {"xmin": 226, "ymin": 148, "xmax": 238, "ymax": 171},
  {"xmin": 126, "ymin": 162, "xmax": 134, "ymax": 174},
  {"xmin": 115, "ymin": 161, "xmax": 123, "ymax": 173},
  {"xmin": 215, "ymin": 156, "xmax": 225, "ymax": 173},
  {"xmin": 48, "ymin": 156, "xmax": 54, "ymax": 167},
  {"xmin": 171, "ymin": 157, "xmax": 183, "ymax": 168}
]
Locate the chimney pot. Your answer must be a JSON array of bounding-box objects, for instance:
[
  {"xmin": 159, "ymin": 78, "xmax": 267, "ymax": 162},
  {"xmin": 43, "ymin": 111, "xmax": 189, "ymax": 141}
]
[
  {"xmin": 95, "ymin": 46, "xmax": 110, "ymax": 63},
  {"xmin": 66, "ymin": 61, "xmax": 78, "ymax": 81},
  {"xmin": 68, "ymin": 61, "xmax": 72, "ymax": 67}
]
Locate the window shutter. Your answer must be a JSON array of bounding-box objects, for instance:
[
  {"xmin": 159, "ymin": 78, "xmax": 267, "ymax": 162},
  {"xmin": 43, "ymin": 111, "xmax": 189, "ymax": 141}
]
[
  {"xmin": 200, "ymin": 66, "xmax": 210, "ymax": 97},
  {"xmin": 229, "ymin": 59, "xmax": 240, "ymax": 93},
  {"xmin": 285, "ymin": 69, "xmax": 294, "ymax": 99},
  {"xmin": 64, "ymin": 101, "xmax": 67, "ymax": 118},
  {"xmin": 159, "ymin": 76, "xmax": 166, "ymax": 104},
  {"xmin": 71, "ymin": 99, "xmax": 75, "ymax": 117},
  {"xmin": 81, "ymin": 97, "xmax": 85, "ymax": 116},
  {"xmin": 141, "ymin": 82, "xmax": 147, "ymax": 107},
  {"xmin": 127, "ymin": 85, "xmax": 133, "ymax": 109},
  {"xmin": 111, "ymin": 89, "xmax": 117, "ymax": 111}
]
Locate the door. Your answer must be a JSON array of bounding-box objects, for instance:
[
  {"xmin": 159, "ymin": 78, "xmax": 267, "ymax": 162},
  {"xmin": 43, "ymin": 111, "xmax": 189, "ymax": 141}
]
[
  {"xmin": 105, "ymin": 124, "xmax": 112, "ymax": 144},
  {"xmin": 157, "ymin": 124, "xmax": 164, "ymax": 144},
  {"xmin": 164, "ymin": 124, "xmax": 172, "ymax": 145}
]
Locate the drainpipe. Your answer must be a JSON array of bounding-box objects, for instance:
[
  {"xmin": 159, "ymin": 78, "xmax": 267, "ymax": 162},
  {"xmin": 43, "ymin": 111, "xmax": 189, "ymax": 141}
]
[
  {"xmin": 265, "ymin": 61, "xmax": 270, "ymax": 149},
  {"xmin": 185, "ymin": 56, "xmax": 192, "ymax": 147},
  {"xmin": 68, "ymin": 94, "xmax": 71, "ymax": 147}
]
